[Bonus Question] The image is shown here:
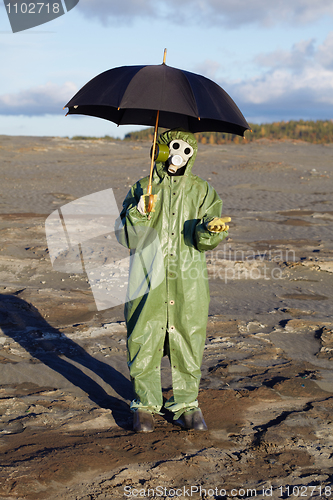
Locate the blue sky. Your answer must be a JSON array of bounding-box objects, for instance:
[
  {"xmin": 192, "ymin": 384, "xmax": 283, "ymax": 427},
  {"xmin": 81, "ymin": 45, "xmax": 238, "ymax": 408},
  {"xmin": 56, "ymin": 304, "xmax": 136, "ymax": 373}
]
[{"xmin": 1, "ymin": 0, "xmax": 333, "ymax": 138}]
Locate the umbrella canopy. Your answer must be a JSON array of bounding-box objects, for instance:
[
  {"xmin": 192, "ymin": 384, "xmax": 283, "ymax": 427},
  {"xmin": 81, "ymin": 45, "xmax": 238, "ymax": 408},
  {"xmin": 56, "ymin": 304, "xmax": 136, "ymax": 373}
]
[{"xmin": 65, "ymin": 63, "xmax": 249, "ymax": 136}]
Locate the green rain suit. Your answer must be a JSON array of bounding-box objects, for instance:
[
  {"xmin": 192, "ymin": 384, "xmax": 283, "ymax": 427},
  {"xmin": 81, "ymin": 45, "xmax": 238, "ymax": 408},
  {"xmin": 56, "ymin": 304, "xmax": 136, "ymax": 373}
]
[{"xmin": 116, "ymin": 129, "xmax": 227, "ymax": 419}]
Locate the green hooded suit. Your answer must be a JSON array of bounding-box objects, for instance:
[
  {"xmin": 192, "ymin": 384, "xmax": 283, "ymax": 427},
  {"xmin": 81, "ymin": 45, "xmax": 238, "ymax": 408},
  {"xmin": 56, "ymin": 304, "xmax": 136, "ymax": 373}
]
[{"xmin": 116, "ymin": 129, "xmax": 227, "ymax": 418}]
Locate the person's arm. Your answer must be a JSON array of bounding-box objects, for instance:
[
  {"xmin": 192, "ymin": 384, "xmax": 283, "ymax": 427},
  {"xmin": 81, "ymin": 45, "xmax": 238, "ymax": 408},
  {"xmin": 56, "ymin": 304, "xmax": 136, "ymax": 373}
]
[
  {"xmin": 195, "ymin": 182, "xmax": 229, "ymax": 252},
  {"xmin": 115, "ymin": 182, "xmax": 157, "ymax": 249}
]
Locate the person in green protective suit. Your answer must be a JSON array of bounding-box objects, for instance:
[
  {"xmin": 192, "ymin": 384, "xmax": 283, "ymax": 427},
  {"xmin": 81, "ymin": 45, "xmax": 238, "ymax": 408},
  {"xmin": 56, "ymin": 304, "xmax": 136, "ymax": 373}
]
[{"xmin": 116, "ymin": 128, "xmax": 230, "ymax": 432}]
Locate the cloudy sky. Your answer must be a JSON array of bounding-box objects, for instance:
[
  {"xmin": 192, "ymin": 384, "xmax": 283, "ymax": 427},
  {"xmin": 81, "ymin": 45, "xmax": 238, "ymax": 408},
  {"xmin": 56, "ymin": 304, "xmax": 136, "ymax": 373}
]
[{"xmin": 1, "ymin": 0, "xmax": 333, "ymax": 138}]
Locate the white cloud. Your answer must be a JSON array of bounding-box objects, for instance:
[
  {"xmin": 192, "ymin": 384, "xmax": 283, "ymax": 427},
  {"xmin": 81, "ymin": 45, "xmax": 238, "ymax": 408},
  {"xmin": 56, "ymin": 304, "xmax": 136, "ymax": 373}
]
[
  {"xmin": 255, "ymin": 39, "xmax": 316, "ymax": 71},
  {"xmin": 233, "ymin": 67, "xmax": 333, "ymax": 106},
  {"xmin": 193, "ymin": 59, "xmax": 223, "ymax": 81},
  {"xmin": 77, "ymin": 0, "xmax": 154, "ymax": 25},
  {"xmin": 0, "ymin": 82, "xmax": 77, "ymax": 116},
  {"xmin": 317, "ymin": 31, "xmax": 333, "ymax": 69},
  {"xmin": 224, "ymin": 33, "xmax": 333, "ymax": 119},
  {"xmin": 76, "ymin": 0, "xmax": 333, "ymax": 27}
]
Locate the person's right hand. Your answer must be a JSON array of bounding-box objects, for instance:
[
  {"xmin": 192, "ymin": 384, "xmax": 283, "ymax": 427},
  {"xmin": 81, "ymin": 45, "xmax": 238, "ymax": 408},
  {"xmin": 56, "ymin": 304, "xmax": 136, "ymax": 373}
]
[{"xmin": 137, "ymin": 194, "xmax": 158, "ymax": 214}]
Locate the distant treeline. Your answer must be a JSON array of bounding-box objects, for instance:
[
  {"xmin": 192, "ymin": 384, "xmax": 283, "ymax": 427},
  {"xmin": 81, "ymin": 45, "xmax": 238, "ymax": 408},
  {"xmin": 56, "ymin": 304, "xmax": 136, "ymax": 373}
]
[
  {"xmin": 123, "ymin": 120, "xmax": 333, "ymax": 144},
  {"xmin": 71, "ymin": 134, "xmax": 118, "ymax": 141}
]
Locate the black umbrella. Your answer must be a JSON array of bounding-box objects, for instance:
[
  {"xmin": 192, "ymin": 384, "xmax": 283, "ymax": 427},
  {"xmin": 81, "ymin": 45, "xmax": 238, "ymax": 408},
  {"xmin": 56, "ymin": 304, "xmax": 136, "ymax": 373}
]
[{"xmin": 64, "ymin": 50, "xmax": 249, "ymax": 208}]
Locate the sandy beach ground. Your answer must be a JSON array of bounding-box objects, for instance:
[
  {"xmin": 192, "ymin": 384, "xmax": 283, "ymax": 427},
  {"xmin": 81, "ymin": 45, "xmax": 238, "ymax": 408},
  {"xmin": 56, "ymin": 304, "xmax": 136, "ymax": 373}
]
[{"xmin": 0, "ymin": 135, "xmax": 332, "ymax": 499}]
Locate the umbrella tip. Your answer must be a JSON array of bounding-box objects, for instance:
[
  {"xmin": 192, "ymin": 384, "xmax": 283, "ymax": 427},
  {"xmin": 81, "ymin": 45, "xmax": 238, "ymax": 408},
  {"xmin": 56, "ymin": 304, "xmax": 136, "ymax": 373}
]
[{"xmin": 163, "ymin": 48, "xmax": 167, "ymax": 64}]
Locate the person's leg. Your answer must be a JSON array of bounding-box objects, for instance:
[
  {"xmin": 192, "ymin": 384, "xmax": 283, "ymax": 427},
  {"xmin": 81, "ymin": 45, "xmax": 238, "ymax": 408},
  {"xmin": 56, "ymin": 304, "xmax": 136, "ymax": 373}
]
[
  {"xmin": 127, "ymin": 327, "xmax": 165, "ymax": 430},
  {"xmin": 165, "ymin": 327, "xmax": 207, "ymax": 429}
]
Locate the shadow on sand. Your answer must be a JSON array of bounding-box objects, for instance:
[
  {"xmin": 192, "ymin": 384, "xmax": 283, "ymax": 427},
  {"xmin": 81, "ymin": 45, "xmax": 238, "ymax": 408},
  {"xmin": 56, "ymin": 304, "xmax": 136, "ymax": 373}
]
[{"xmin": 0, "ymin": 293, "xmax": 133, "ymax": 428}]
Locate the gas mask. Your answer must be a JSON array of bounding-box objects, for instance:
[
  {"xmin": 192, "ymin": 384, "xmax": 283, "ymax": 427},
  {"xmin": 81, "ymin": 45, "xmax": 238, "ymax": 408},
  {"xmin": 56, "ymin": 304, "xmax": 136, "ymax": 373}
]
[
  {"xmin": 167, "ymin": 139, "xmax": 194, "ymax": 174},
  {"xmin": 150, "ymin": 138, "xmax": 195, "ymax": 174}
]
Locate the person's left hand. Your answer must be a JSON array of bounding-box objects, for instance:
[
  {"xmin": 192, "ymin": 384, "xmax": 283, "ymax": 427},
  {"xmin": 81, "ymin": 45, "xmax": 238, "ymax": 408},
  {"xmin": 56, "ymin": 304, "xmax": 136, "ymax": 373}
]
[{"xmin": 206, "ymin": 216, "xmax": 231, "ymax": 233}]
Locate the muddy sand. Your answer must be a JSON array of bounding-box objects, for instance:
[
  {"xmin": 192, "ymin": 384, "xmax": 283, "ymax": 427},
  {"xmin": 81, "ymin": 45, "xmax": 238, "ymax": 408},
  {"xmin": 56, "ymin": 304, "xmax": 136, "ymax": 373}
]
[{"xmin": 0, "ymin": 135, "xmax": 332, "ymax": 499}]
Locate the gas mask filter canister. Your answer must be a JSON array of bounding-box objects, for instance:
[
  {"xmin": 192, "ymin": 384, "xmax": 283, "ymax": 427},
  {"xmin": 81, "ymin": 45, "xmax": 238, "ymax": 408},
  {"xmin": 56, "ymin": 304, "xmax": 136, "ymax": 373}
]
[{"xmin": 167, "ymin": 139, "xmax": 194, "ymax": 174}]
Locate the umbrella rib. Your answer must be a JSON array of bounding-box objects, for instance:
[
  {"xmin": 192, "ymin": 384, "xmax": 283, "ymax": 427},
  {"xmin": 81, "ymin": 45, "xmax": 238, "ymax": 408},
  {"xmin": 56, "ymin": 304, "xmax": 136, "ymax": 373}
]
[{"xmin": 182, "ymin": 72, "xmax": 200, "ymax": 120}]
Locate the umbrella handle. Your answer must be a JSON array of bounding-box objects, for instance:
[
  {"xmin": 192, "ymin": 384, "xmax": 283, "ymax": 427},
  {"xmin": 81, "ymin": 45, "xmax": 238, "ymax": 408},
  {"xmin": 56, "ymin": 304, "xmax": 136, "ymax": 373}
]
[
  {"xmin": 147, "ymin": 194, "xmax": 155, "ymax": 213},
  {"xmin": 146, "ymin": 110, "xmax": 160, "ymax": 211}
]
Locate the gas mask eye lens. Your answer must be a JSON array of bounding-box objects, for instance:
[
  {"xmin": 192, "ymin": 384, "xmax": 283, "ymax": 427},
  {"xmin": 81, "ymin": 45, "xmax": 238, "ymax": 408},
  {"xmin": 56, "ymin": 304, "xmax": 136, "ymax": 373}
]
[
  {"xmin": 184, "ymin": 147, "xmax": 191, "ymax": 155},
  {"xmin": 172, "ymin": 142, "xmax": 180, "ymax": 150}
]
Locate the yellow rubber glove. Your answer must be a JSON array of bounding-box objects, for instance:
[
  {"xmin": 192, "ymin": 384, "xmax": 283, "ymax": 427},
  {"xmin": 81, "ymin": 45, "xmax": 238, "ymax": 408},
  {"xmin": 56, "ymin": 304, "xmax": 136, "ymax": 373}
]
[
  {"xmin": 206, "ymin": 216, "xmax": 231, "ymax": 233},
  {"xmin": 137, "ymin": 194, "xmax": 158, "ymax": 214}
]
